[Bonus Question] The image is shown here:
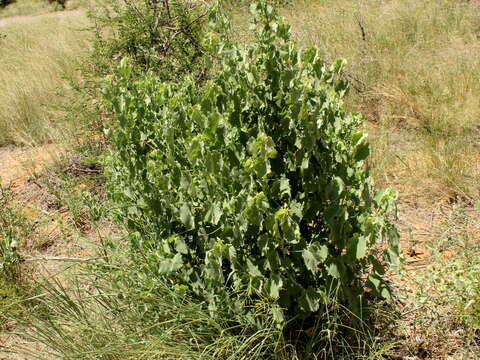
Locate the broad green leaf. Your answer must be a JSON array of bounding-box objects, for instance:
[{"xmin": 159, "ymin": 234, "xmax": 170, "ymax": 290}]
[
  {"xmin": 355, "ymin": 236, "xmax": 367, "ymax": 259},
  {"xmin": 204, "ymin": 203, "xmax": 222, "ymax": 225},
  {"xmin": 367, "ymin": 273, "xmax": 391, "ymax": 300},
  {"xmin": 331, "ymin": 58, "xmax": 346, "ymax": 74},
  {"xmin": 158, "ymin": 253, "xmax": 183, "ymax": 274},
  {"xmin": 369, "ymin": 256, "xmax": 386, "ymax": 275},
  {"xmin": 279, "ymin": 177, "xmax": 291, "ymax": 198},
  {"xmin": 179, "ymin": 203, "xmax": 195, "ymax": 230},
  {"xmin": 302, "ymin": 242, "xmax": 328, "ymax": 274},
  {"xmin": 265, "ymin": 273, "xmax": 283, "ymax": 299},
  {"xmin": 327, "ymin": 262, "xmax": 341, "ymax": 279},
  {"xmin": 299, "ymin": 287, "xmax": 321, "ymax": 312},
  {"xmin": 355, "ymin": 142, "xmax": 370, "ymax": 161},
  {"xmin": 271, "ymin": 304, "xmax": 285, "ymax": 324},
  {"xmin": 246, "ymin": 259, "xmax": 262, "ymax": 277},
  {"xmin": 205, "ymin": 251, "xmax": 223, "ymax": 283},
  {"xmin": 174, "ymin": 237, "xmax": 189, "ymax": 255}
]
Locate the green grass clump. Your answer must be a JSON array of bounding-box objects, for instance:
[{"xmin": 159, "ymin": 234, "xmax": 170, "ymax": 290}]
[
  {"xmin": 423, "ymin": 207, "xmax": 480, "ymax": 330},
  {"xmin": 45, "ymin": 149, "xmax": 108, "ymax": 232},
  {"xmin": 0, "ymin": 277, "xmax": 24, "ymax": 326},
  {"xmin": 15, "ymin": 241, "xmax": 395, "ymax": 360},
  {"xmin": 0, "ymin": 187, "xmax": 24, "ymax": 277},
  {"xmin": 0, "ymin": 186, "xmax": 29, "ymax": 327}
]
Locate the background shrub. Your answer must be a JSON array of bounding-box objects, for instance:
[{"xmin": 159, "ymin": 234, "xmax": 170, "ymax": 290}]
[
  {"xmin": 89, "ymin": 0, "xmax": 211, "ymax": 81},
  {"xmin": 47, "ymin": 0, "xmax": 66, "ymax": 10},
  {"xmin": 0, "ymin": 0, "xmax": 5, "ymax": 7},
  {"xmin": 104, "ymin": 1, "xmax": 400, "ymax": 325},
  {"xmin": 0, "ymin": 0, "xmax": 14, "ymax": 8}
]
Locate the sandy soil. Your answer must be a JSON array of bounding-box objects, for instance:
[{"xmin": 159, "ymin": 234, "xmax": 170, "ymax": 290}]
[{"xmin": 0, "ymin": 144, "xmax": 63, "ymax": 188}]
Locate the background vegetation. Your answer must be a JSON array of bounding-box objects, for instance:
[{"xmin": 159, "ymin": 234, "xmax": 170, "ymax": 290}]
[
  {"xmin": 280, "ymin": 0, "xmax": 480, "ymax": 203},
  {"xmin": 0, "ymin": 10, "xmax": 90, "ymax": 146},
  {"xmin": 0, "ymin": 0, "xmax": 478, "ymax": 359},
  {"xmin": 0, "ymin": 0, "xmax": 89, "ymax": 18}
]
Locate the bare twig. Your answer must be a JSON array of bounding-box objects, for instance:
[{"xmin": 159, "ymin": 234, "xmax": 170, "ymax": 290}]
[
  {"xmin": 355, "ymin": 13, "xmax": 367, "ymax": 41},
  {"xmin": 162, "ymin": 9, "xmax": 210, "ymax": 53},
  {"xmin": 323, "ymin": 59, "xmax": 367, "ymax": 93},
  {"xmin": 163, "ymin": 0, "xmax": 171, "ymax": 20},
  {"xmin": 30, "ymin": 179, "xmax": 43, "ymax": 189},
  {"xmin": 395, "ymin": 154, "xmax": 411, "ymax": 170},
  {"xmin": 123, "ymin": 0, "xmax": 146, "ymax": 22},
  {"xmin": 67, "ymin": 165, "xmax": 103, "ymax": 174},
  {"xmin": 401, "ymin": 304, "xmax": 428, "ymax": 317}
]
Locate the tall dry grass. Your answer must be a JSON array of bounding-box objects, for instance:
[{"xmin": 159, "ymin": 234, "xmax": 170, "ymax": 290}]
[
  {"xmin": 275, "ymin": 0, "xmax": 480, "ymax": 203},
  {"xmin": 0, "ymin": 0, "xmax": 55, "ymax": 18},
  {"xmin": 0, "ymin": 10, "xmax": 91, "ymax": 146},
  {"xmin": 0, "ymin": 0, "xmax": 91, "ymax": 18}
]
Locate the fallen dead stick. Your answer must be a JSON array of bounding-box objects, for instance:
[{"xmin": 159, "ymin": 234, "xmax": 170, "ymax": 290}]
[
  {"xmin": 67, "ymin": 165, "xmax": 103, "ymax": 174},
  {"xmin": 404, "ymin": 264, "xmax": 428, "ymax": 270},
  {"xmin": 400, "ymin": 304, "xmax": 428, "ymax": 317},
  {"xmin": 22, "ymin": 256, "xmax": 99, "ymax": 263}
]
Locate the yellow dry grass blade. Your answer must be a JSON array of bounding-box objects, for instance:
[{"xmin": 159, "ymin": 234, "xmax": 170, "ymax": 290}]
[{"xmin": 0, "ymin": 10, "xmax": 91, "ymax": 146}]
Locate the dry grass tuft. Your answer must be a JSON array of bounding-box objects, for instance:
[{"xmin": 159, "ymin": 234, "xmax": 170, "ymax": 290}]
[
  {"xmin": 0, "ymin": 10, "xmax": 91, "ymax": 146},
  {"xmin": 0, "ymin": 0, "xmax": 55, "ymax": 18},
  {"xmin": 0, "ymin": 0, "xmax": 91, "ymax": 18},
  {"xmin": 278, "ymin": 0, "xmax": 480, "ymax": 202}
]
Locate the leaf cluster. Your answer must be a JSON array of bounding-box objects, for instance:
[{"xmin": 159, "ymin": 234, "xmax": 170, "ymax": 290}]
[{"xmin": 104, "ymin": 0, "xmax": 400, "ymax": 324}]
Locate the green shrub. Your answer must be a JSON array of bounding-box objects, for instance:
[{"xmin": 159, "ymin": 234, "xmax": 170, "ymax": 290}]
[
  {"xmin": 104, "ymin": 0, "xmax": 400, "ymax": 324},
  {"xmin": 89, "ymin": 0, "xmax": 211, "ymax": 81}
]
